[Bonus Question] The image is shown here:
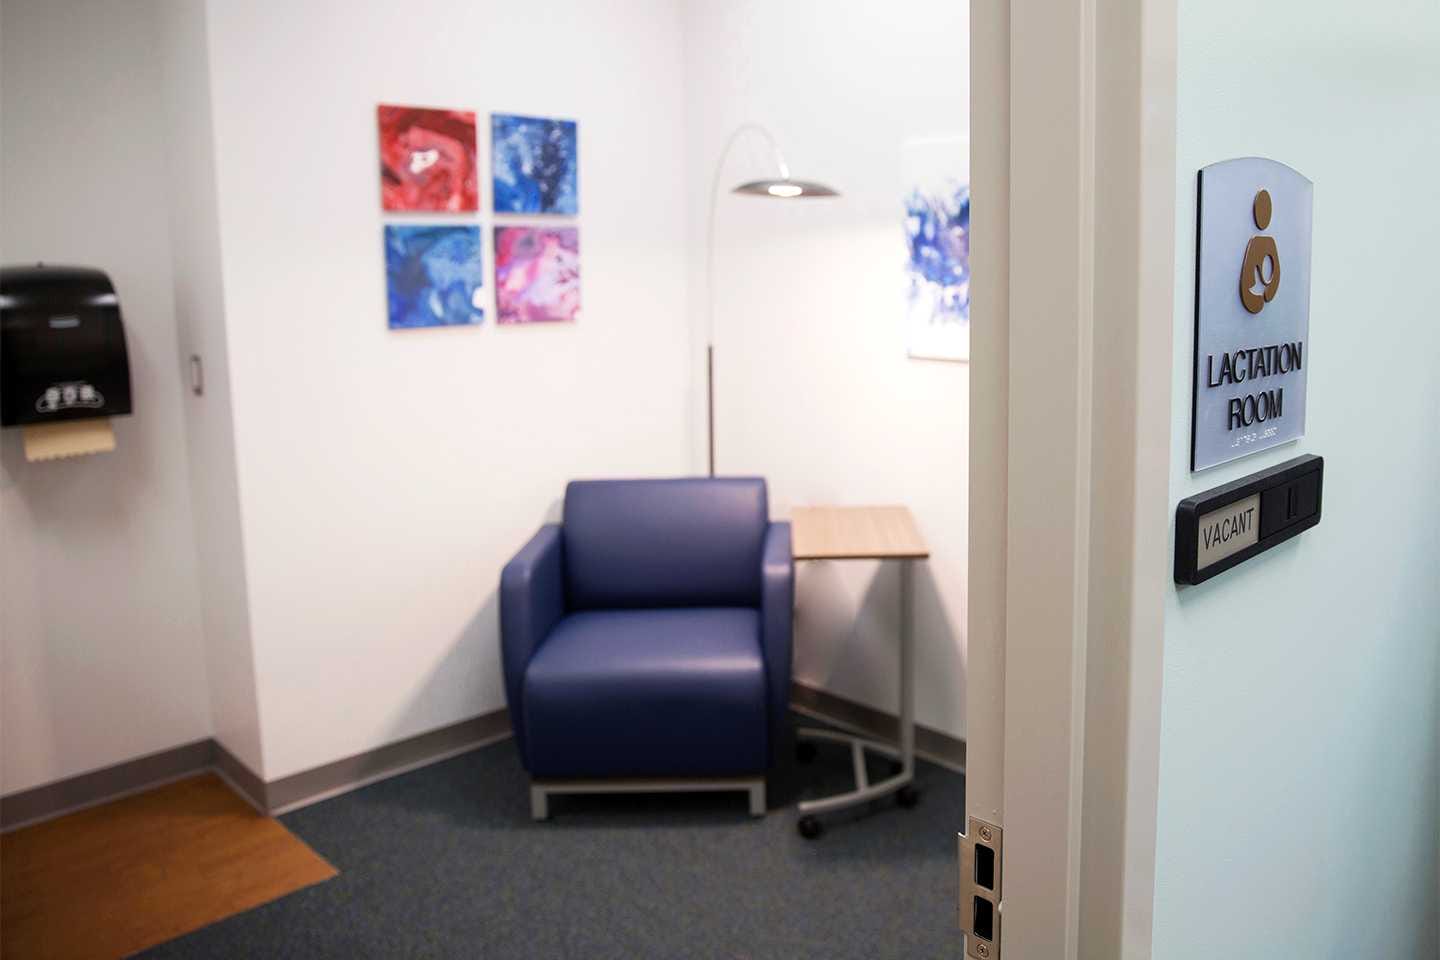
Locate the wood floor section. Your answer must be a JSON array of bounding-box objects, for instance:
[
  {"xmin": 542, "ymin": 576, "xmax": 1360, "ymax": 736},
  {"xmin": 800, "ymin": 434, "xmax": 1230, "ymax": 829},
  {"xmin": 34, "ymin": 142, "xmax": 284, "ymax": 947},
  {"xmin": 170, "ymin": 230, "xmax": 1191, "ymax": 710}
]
[{"xmin": 1, "ymin": 773, "xmax": 337, "ymax": 959}]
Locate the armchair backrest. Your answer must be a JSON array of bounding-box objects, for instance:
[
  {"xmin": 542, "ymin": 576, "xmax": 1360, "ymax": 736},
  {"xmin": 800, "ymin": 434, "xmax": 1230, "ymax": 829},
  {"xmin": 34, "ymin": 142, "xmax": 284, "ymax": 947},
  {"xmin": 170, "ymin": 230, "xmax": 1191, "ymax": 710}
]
[{"xmin": 563, "ymin": 477, "xmax": 768, "ymax": 610}]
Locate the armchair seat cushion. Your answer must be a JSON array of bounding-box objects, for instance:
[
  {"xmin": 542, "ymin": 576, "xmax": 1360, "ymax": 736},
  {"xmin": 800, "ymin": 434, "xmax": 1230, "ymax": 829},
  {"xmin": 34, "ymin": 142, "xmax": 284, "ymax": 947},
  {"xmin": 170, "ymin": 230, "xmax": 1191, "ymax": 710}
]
[{"xmin": 522, "ymin": 608, "xmax": 768, "ymax": 778}]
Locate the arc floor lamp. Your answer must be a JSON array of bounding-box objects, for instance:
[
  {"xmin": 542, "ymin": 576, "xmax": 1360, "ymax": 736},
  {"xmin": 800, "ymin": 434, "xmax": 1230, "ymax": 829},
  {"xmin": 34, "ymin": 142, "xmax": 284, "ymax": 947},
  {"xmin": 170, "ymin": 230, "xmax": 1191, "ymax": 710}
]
[{"xmin": 706, "ymin": 123, "xmax": 839, "ymax": 477}]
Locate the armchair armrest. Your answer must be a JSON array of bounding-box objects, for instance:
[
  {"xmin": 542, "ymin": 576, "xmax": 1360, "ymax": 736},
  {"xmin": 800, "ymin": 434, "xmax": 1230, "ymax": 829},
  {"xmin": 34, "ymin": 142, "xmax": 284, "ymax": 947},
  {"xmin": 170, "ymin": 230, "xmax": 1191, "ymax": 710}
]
[
  {"xmin": 760, "ymin": 521, "xmax": 794, "ymax": 761},
  {"xmin": 500, "ymin": 523, "xmax": 565, "ymax": 761}
]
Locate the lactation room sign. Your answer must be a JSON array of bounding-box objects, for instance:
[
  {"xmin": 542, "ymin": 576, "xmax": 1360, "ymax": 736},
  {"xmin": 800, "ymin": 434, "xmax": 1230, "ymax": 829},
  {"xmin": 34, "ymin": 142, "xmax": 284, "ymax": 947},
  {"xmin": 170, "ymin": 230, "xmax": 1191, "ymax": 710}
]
[{"xmin": 1192, "ymin": 158, "xmax": 1313, "ymax": 471}]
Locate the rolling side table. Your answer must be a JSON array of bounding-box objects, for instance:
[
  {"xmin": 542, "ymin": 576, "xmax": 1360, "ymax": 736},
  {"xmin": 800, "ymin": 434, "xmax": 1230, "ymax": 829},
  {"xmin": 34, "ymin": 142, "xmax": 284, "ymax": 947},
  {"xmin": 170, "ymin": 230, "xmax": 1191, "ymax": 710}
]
[{"xmin": 789, "ymin": 505, "xmax": 929, "ymax": 839}]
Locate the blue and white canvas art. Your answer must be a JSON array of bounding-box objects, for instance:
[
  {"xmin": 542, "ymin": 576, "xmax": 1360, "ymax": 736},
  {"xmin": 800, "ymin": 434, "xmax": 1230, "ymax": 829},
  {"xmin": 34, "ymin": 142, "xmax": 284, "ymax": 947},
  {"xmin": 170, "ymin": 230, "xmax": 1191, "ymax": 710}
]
[
  {"xmin": 903, "ymin": 136, "xmax": 970, "ymax": 362},
  {"xmin": 384, "ymin": 224, "xmax": 485, "ymax": 329},
  {"xmin": 491, "ymin": 113, "xmax": 578, "ymax": 215}
]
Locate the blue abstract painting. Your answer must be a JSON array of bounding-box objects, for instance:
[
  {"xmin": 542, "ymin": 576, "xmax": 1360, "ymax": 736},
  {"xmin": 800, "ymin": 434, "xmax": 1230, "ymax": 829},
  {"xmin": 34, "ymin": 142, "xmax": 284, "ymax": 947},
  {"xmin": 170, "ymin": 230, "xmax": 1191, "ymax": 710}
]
[
  {"xmin": 903, "ymin": 136, "xmax": 970, "ymax": 361},
  {"xmin": 384, "ymin": 225, "xmax": 484, "ymax": 329},
  {"xmin": 492, "ymin": 113, "xmax": 578, "ymax": 215}
]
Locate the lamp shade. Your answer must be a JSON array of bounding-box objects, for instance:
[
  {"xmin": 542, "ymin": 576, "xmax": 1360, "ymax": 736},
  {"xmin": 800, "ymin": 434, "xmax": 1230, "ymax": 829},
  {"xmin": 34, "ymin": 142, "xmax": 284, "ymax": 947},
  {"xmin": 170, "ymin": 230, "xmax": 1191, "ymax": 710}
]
[{"xmin": 732, "ymin": 178, "xmax": 839, "ymax": 199}]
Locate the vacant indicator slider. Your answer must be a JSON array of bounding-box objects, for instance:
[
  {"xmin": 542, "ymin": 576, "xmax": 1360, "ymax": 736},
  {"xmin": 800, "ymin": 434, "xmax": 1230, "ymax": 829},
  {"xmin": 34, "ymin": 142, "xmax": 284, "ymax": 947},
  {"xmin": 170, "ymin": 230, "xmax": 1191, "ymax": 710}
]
[{"xmin": 1175, "ymin": 455, "xmax": 1324, "ymax": 585}]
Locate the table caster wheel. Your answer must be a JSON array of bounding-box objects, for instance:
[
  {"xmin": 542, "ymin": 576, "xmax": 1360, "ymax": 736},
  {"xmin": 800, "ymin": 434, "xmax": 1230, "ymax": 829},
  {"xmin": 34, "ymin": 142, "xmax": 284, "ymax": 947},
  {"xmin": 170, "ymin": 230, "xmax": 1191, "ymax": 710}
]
[
  {"xmin": 798, "ymin": 815, "xmax": 824, "ymax": 840},
  {"xmin": 796, "ymin": 741, "xmax": 818, "ymax": 764},
  {"xmin": 897, "ymin": 785, "xmax": 920, "ymax": 809}
]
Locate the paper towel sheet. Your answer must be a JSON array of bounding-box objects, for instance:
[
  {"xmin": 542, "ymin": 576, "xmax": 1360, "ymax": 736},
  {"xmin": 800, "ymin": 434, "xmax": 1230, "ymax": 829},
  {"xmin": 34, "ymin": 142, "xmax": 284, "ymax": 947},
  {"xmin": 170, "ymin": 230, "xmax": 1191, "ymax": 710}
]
[{"xmin": 22, "ymin": 419, "xmax": 116, "ymax": 462}]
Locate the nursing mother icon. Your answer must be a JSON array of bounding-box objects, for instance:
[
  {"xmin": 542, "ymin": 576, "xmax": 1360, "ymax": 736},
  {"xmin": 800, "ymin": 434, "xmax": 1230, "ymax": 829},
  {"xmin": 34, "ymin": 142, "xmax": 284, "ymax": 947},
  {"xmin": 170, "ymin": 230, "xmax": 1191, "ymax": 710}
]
[{"xmin": 1239, "ymin": 189, "xmax": 1280, "ymax": 314}]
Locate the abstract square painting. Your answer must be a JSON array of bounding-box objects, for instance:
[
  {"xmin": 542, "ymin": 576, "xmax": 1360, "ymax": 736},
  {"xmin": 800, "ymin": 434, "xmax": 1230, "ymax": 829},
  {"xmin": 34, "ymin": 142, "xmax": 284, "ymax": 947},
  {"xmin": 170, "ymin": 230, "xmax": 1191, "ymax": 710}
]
[
  {"xmin": 378, "ymin": 105, "xmax": 479, "ymax": 212},
  {"xmin": 385, "ymin": 225, "xmax": 484, "ymax": 329},
  {"xmin": 903, "ymin": 136, "xmax": 971, "ymax": 362},
  {"xmin": 491, "ymin": 113, "xmax": 578, "ymax": 215},
  {"xmin": 494, "ymin": 226, "xmax": 580, "ymax": 324}
]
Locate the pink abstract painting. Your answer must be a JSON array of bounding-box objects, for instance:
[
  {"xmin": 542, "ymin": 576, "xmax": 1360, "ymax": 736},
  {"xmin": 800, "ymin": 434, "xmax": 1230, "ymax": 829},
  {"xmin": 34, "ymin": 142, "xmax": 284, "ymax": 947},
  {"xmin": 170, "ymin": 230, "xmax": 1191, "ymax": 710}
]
[{"xmin": 494, "ymin": 227, "xmax": 580, "ymax": 324}]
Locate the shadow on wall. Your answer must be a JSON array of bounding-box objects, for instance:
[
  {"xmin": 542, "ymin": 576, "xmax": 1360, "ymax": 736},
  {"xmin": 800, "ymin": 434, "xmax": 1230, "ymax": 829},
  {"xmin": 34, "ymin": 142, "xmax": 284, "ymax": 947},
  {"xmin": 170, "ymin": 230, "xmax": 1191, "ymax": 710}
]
[
  {"xmin": 794, "ymin": 559, "xmax": 958, "ymax": 716},
  {"xmin": 376, "ymin": 499, "xmax": 562, "ymax": 765},
  {"xmin": 0, "ymin": 431, "xmax": 53, "ymax": 786},
  {"xmin": 0, "ymin": 407, "xmax": 171, "ymax": 791}
]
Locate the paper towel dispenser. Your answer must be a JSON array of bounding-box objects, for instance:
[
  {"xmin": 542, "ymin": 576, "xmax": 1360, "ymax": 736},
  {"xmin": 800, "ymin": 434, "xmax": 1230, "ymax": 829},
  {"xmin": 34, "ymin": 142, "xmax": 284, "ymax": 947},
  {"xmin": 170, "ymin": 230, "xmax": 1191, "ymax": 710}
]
[{"xmin": 1, "ymin": 264, "xmax": 133, "ymax": 428}]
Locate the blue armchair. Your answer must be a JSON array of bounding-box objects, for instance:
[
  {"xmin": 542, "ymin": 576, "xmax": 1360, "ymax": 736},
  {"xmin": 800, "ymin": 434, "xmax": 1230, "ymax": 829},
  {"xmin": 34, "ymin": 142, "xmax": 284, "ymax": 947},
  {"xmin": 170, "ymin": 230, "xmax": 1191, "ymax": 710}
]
[{"xmin": 500, "ymin": 477, "xmax": 793, "ymax": 819}]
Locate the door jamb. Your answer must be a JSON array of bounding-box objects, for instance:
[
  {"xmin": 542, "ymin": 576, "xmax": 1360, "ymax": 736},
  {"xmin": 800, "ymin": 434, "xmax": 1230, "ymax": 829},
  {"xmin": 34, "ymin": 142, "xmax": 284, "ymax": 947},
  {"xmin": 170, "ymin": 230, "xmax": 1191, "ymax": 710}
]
[{"xmin": 967, "ymin": 1, "xmax": 1178, "ymax": 957}]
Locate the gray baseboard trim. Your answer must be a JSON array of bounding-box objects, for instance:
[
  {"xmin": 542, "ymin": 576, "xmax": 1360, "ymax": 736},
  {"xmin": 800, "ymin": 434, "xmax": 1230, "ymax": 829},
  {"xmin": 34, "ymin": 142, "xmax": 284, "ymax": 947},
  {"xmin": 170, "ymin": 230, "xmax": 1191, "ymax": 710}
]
[
  {"xmin": 266, "ymin": 709, "xmax": 512, "ymax": 815},
  {"xmin": 1, "ymin": 739, "xmax": 214, "ymax": 832},
  {"xmin": 212, "ymin": 739, "xmax": 269, "ymax": 814},
  {"xmin": 1, "ymin": 710, "xmax": 513, "ymax": 830},
  {"xmin": 2, "ymin": 689, "xmax": 961, "ymax": 831},
  {"xmin": 790, "ymin": 681, "xmax": 967, "ymax": 773}
]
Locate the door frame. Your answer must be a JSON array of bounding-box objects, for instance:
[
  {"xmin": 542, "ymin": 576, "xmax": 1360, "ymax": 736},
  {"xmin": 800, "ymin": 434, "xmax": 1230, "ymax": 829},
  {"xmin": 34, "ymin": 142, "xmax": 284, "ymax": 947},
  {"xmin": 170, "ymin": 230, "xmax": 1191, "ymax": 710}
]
[{"xmin": 967, "ymin": 1, "xmax": 1178, "ymax": 957}]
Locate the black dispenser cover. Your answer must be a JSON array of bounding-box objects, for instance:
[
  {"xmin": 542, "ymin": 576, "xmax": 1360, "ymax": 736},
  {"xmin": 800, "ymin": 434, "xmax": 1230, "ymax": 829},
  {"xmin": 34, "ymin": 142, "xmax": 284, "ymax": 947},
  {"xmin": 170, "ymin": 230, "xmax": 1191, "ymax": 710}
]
[{"xmin": 1, "ymin": 265, "xmax": 133, "ymax": 427}]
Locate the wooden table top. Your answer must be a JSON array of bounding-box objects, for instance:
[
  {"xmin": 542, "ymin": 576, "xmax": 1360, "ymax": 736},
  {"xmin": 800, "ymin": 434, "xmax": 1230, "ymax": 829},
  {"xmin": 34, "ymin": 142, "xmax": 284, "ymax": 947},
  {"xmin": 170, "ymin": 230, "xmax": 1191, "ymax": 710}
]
[{"xmin": 790, "ymin": 505, "xmax": 929, "ymax": 561}]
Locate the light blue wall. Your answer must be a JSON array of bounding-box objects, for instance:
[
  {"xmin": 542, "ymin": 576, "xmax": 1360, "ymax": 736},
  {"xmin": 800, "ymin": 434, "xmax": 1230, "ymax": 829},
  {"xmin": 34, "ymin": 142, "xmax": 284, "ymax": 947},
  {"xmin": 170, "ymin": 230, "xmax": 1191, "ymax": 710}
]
[{"xmin": 1155, "ymin": 3, "xmax": 1440, "ymax": 957}]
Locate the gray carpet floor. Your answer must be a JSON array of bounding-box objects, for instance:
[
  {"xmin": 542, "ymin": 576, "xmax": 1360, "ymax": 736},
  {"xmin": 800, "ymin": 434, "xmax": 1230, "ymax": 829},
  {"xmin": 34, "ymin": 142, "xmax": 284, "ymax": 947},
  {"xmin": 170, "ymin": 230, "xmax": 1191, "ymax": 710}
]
[{"xmin": 140, "ymin": 715, "xmax": 965, "ymax": 959}]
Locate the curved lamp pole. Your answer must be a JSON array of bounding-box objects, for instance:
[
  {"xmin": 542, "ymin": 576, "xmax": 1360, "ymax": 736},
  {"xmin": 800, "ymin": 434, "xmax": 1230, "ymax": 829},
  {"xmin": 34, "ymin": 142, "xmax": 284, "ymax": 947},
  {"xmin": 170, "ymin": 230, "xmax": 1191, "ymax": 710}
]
[{"xmin": 705, "ymin": 123, "xmax": 838, "ymax": 476}]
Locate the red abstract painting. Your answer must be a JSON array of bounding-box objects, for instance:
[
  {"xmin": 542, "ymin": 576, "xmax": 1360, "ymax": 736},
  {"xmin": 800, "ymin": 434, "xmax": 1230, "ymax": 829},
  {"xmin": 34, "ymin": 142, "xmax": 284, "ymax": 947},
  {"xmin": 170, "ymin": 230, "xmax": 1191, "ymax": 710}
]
[{"xmin": 378, "ymin": 105, "xmax": 478, "ymax": 212}]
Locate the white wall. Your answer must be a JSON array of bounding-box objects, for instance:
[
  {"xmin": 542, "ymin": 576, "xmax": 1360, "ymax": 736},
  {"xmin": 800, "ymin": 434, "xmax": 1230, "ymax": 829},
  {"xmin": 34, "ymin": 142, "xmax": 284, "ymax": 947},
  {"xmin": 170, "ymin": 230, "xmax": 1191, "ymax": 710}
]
[
  {"xmin": 0, "ymin": 0, "xmax": 211, "ymax": 793},
  {"xmin": 1154, "ymin": 4, "xmax": 1440, "ymax": 956},
  {"xmin": 682, "ymin": 0, "xmax": 970, "ymax": 737},
  {"xmin": 200, "ymin": 0, "xmax": 693, "ymax": 779}
]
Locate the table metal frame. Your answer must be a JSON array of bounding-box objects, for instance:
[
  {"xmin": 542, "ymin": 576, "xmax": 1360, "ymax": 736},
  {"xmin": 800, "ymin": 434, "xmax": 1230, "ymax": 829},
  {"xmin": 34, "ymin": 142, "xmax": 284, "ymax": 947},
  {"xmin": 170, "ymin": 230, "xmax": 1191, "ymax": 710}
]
[{"xmin": 795, "ymin": 558, "xmax": 915, "ymax": 816}]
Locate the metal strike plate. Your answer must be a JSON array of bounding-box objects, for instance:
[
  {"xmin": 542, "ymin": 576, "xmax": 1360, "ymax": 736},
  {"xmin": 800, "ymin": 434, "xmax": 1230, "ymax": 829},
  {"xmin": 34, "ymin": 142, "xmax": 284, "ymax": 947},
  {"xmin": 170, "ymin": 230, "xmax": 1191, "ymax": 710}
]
[{"xmin": 959, "ymin": 817, "xmax": 1002, "ymax": 959}]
